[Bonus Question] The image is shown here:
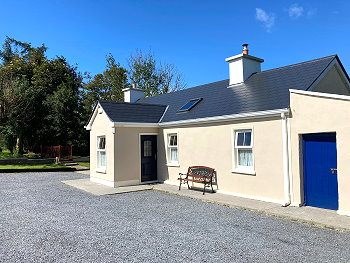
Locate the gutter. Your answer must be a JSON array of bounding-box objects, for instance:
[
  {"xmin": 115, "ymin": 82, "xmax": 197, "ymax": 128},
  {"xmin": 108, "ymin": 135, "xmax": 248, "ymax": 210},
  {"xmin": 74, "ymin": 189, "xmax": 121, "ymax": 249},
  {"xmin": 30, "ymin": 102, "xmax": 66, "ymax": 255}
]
[
  {"xmin": 290, "ymin": 89, "xmax": 350, "ymax": 101},
  {"xmin": 112, "ymin": 122, "xmax": 159, "ymax": 128},
  {"xmin": 159, "ymin": 108, "xmax": 289, "ymax": 127},
  {"xmin": 109, "ymin": 108, "xmax": 289, "ymax": 128}
]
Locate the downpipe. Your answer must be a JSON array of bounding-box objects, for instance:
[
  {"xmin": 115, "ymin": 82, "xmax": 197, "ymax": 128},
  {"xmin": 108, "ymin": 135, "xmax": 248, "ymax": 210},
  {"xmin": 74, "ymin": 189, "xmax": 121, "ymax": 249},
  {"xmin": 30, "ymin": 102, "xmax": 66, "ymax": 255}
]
[{"xmin": 281, "ymin": 111, "xmax": 291, "ymax": 207}]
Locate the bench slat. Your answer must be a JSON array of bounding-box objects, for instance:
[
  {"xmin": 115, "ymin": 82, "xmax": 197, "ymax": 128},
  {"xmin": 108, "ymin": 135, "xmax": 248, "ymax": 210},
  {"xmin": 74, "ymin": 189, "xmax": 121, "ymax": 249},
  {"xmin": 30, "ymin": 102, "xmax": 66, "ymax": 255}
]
[
  {"xmin": 187, "ymin": 174, "xmax": 210, "ymax": 179},
  {"xmin": 180, "ymin": 178, "xmax": 208, "ymax": 183}
]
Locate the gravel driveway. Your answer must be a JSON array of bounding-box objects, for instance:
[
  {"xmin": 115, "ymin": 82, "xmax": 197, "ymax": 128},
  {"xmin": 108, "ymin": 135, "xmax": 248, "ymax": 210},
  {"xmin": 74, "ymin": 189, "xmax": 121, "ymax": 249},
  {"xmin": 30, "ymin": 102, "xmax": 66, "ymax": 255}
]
[{"xmin": 1, "ymin": 172, "xmax": 350, "ymax": 262}]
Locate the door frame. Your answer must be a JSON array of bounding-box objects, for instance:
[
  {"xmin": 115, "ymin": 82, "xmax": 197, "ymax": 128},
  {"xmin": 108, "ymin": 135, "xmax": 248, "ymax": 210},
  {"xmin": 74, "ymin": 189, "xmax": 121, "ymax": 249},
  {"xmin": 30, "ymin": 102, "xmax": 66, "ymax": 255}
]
[
  {"xmin": 301, "ymin": 132, "xmax": 339, "ymax": 210},
  {"xmin": 139, "ymin": 133, "xmax": 159, "ymax": 184}
]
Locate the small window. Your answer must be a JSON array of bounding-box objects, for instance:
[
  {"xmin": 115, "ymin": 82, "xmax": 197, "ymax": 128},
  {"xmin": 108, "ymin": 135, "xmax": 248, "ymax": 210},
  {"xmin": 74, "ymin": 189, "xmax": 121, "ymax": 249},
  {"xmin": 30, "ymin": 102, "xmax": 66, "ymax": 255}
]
[
  {"xmin": 167, "ymin": 133, "xmax": 178, "ymax": 164},
  {"xmin": 97, "ymin": 136, "xmax": 106, "ymax": 170},
  {"xmin": 234, "ymin": 130, "xmax": 253, "ymax": 169},
  {"xmin": 177, "ymin": 98, "xmax": 202, "ymax": 112},
  {"xmin": 144, "ymin": 140, "xmax": 152, "ymax": 157}
]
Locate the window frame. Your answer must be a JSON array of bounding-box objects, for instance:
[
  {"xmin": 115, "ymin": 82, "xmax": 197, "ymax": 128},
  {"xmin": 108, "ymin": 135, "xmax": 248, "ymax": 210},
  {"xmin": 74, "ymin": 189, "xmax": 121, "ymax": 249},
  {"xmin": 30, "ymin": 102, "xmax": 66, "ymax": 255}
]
[
  {"xmin": 177, "ymin": 98, "xmax": 202, "ymax": 113},
  {"xmin": 167, "ymin": 133, "xmax": 179, "ymax": 166},
  {"xmin": 233, "ymin": 129, "xmax": 255, "ymax": 174},
  {"xmin": 96, "ymin": 135, "xmax": 106, "ymax": 173}
]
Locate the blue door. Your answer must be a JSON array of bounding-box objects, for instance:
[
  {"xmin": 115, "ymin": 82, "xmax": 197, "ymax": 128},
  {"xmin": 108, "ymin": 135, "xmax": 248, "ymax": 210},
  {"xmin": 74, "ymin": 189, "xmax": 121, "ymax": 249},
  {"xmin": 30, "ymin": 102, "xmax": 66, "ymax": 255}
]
[{"xmin": 303, "ymin": 133, "xmax": 338, "ymax": 210}]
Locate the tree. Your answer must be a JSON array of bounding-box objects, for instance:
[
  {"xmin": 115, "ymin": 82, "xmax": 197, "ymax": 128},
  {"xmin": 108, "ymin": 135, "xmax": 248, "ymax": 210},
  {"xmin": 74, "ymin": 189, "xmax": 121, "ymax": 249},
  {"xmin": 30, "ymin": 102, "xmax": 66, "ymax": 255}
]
[
  {"xmin": 0, "ymin": 77, "xmax": 34, "ymax": 153},
  {"xmin": 0, "ymin": 37, "xmax": 46, "ymax": 67},
  {"xmin": 0, "ymin": 37, "xmax": 84, "ymax": 154},
  {"xmin": 128, "ymin": 49, "xmax": 186, "ymax": 96},
  {"xmin": 82, "ymin": 50, "xmax": 186, "ymax": 112},
  {"xmin": 0, "ymin": 38, "xmax": 46, "ymax": 153},
  {"xmin": 82, "ymin": 54, "xmax": 128, "ymax": 112},
  {"xmin": 32, "ymin": 57, "xmax": 83, "ymax": 148}
]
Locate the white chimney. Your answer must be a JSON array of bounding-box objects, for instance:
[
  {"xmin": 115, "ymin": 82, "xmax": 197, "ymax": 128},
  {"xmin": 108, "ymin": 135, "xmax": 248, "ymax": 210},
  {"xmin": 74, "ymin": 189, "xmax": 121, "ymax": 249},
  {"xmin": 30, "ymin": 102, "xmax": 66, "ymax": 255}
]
[
  {"xmin": 122, "ymin": 83, "xmax": 145, "ymax": 103},
  {"xmin": 225, "ymin": 44, "xmax": 264, "ymax": 85}
]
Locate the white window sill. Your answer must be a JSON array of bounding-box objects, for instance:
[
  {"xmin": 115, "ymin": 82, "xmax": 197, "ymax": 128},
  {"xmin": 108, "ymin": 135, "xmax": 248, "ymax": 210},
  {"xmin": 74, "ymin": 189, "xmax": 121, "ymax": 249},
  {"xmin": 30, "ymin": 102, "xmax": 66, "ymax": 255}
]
[
  {"xmin": 96, "ymin": 168, "xmax": 106, "ymax": 174},
  {"xmin": 166, "ymin": 163, "xmax": 180, "ymax": 167},
  {"xmin": 231, "ymin": 168, "xmax": 256, "ymax": 176}
]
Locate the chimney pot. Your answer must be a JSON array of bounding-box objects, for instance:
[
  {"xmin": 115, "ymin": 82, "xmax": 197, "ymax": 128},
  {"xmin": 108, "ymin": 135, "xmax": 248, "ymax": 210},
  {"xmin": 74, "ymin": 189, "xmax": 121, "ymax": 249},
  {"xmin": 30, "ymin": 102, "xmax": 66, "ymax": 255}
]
[
  {"xmin": 132, "ymin": 83, "xmax": 136, "ymax": 89},
  {"xmin": 242, "ymin": 43, "xmax": 249, "ymax": 55}
]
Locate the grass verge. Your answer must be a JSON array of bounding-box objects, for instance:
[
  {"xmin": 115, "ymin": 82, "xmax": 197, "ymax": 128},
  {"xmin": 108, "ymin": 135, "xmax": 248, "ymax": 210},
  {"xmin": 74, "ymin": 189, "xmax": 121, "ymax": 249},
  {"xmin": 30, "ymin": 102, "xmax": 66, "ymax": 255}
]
[
  {"xmin": 0, "ymin": 163, "xmax": 66, "ymax": 169},
  {"xmin": 77, "ymin": 162, "xmax": 90, "ymax": 168}
]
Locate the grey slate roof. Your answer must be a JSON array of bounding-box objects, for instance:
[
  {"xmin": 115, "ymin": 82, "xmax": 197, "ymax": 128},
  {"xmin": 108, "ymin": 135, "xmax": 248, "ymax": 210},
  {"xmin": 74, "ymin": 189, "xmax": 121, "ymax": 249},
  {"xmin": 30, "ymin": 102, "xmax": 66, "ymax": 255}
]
[
  {"xmin": 98, "ymin": 101, "xmax": 167, "ymax": 123},
  {"xmin": 138, "ymin": 55, "xmax": 337, "ymax": 123},
  {"xmin": 96, "ymin": 55, "xmax": 340, "ymax": 124}
]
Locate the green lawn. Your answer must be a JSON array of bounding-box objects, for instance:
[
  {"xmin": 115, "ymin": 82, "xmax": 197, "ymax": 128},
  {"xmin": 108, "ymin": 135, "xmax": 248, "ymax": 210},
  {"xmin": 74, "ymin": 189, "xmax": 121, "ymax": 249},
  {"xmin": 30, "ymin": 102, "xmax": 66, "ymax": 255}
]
[
  {"xmin": 0, "ymin": 163, "xmax": 67, "ymax": 169},
  {"xmin": 77, "ymin": 162, "xmax": 90, "ymax": 168}
]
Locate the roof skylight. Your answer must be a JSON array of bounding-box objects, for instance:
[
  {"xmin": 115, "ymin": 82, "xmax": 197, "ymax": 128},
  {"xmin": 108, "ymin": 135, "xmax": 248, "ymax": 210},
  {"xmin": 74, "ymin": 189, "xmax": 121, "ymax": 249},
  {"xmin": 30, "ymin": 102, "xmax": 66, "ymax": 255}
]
[{"xmin": 177, "ymin": 98, "xmax": 202, "ymax": 113}]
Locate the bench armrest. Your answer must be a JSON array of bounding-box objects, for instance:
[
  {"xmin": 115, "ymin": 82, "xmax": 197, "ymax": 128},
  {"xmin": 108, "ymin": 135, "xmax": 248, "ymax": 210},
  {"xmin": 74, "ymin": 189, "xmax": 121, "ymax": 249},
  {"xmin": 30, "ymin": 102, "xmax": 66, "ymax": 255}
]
[{"xmin": 178, "ymin": 173, "xmax": 187, "ymax": 179}]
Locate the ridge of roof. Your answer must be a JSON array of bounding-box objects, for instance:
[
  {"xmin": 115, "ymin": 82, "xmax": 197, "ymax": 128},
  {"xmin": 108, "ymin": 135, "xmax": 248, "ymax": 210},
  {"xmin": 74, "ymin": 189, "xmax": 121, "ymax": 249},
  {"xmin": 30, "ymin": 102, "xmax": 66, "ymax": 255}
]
[
  {"xmin": 141, "ymin": 55, "xmax": 336, "ymax": 101},
  {"xmin": 99, "ymin": 100, "xmax": 168, "ymax": 108},
  {"xmin": 256, "ymin": 55, "xmax": 336, "ymax": 75},
  {"xmin": 139, "ymin": 79, "xmax": 229, "ymax": 101}
]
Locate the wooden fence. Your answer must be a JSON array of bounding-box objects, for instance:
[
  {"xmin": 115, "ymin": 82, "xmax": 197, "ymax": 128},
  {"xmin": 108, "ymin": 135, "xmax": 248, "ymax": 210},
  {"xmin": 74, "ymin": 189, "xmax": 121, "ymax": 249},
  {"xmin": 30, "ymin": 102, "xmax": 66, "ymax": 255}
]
[{"xmin": 41, "ymin": 145, "xmax": 73, "ymax": 160}]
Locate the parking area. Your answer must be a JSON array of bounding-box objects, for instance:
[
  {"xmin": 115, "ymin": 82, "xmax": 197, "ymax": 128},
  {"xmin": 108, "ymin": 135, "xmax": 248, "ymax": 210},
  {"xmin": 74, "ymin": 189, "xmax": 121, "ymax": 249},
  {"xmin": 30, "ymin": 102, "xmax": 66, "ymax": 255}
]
[{"xmin": 1, "ymin": 172, "xmax": 350, "ymax": 262}]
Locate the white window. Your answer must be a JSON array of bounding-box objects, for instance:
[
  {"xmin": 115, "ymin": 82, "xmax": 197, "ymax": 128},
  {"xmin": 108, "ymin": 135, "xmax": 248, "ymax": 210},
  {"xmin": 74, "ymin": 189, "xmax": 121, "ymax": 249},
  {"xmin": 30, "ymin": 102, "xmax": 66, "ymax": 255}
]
[
  {"xmin": 234, "ymin": 130, "xmax": 253, "ymax": 169},
  {"xmin": 167, "ymin": 133, "xmax": 178, "ymax": 164},
  {"xmin": 97, "ymin": 136, "xmax": 106, "ymax": 171}
]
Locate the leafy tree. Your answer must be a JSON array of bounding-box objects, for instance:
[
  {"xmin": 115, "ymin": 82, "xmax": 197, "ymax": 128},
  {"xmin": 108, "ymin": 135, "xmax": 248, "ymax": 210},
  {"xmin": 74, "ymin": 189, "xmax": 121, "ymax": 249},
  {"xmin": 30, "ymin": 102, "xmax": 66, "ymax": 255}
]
[
  {"xmin": 0, "ymin": 37, "xmax": 46, "ymax": 67},
  {"xmin": 128, "ymin": 49, "xmax": 186, "ymax": 96},
  {"xmin": 0, "ymin": 75, "xmax": 39, "ymax": 153},
  {"xmin": 82, "ymin": 54, "xmax": 128, "ymax": 112},
  {"xmin": 0, "ymin": 37, "xmax": 84, "ymax": 154},
  {"xmin": 32, "ymin": 57, "xmax": 83, "ymax": 148},
  {"xmin": 83, "ymin": 50, "xmax": 186, "ymax": 111},
  {"xmin": 0, "ymin": 38, "xmax": 44, "ymax": 153}
]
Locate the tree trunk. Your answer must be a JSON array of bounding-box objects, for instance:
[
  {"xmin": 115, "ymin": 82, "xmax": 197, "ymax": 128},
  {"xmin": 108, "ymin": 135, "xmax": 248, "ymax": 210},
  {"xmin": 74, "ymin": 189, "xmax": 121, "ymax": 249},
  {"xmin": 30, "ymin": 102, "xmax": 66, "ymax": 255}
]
[{"xmin": 16, "ymin": 134, "xmax": 24, "ymax": 154}]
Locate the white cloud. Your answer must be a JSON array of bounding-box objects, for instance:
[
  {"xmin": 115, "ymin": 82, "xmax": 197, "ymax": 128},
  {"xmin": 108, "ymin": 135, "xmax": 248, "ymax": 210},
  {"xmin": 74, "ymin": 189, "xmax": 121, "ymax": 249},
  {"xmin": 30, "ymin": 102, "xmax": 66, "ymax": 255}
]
[
  {"xmin": 255, "ymin": 8, "xmax": 275, "ymax": 32},
  {"xmin": 288, "ymin": 3, "xmax": 304, "ymax": 18}
]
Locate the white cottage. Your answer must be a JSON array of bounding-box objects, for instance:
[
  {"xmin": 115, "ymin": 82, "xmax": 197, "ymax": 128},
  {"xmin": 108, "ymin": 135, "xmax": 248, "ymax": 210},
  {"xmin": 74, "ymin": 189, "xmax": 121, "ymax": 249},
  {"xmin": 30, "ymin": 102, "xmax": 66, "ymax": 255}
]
[{"xmin": 86, "ymin": 44, "xmax": 350, "ymax": 216}]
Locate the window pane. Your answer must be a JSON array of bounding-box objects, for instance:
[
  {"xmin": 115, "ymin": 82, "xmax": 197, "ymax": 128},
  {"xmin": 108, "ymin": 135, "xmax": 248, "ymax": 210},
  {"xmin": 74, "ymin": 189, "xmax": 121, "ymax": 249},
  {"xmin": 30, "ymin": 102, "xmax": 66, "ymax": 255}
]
[
  {"xmin": 144, "ymin": 140, "xmax": 152, "ymax": 157},
  {"xmin": 170, "ymin": 148, "xmax": 178, "ymax": 162},
  {"xmin": 169, "ymin": 135, "xmax": 177, "ymax": 146},
  {"xmin": 178, "ymin": 98, "xmax": 202, "ymax": 112},
  {"xmin": 179, "ymin": 100, "xmax": 197, "ymax": 111},
  {"xmin": 244, "ymin": 132, "xmax": 251, "ymax": 146},
  {"xmin": 238, "ymin": 149, "xmax": 253, "ymax": 167},
  {"xmin": 98, "ymin": 151, "xmax": 106, "ymax": 167},
  {"xmin": 98, "ymin": 137, "xmax": 106, "ymax": 150},
  {"xmin": 236, "ymin": 132, "xmax": 244, "ymax": 146},
  {"xmin": 173, "ymin": 135, "xmax": 177, "ymax": 146}
]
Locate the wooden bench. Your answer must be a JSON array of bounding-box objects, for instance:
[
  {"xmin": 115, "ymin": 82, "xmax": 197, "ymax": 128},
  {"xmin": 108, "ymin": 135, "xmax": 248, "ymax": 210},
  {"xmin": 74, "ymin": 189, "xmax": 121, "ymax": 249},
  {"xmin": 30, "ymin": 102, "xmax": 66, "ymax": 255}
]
[{"xmin": 178, "ymin": 166, "xmax": 216, "ymax": 195}]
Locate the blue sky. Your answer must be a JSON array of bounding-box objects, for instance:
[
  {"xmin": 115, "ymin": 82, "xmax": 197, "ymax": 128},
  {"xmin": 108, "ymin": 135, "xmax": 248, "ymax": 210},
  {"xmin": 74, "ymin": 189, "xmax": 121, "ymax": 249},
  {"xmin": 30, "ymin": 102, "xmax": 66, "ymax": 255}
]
[{"xmin": 1, "ymin": 0, "xmax": 349, "ymax": 87}]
